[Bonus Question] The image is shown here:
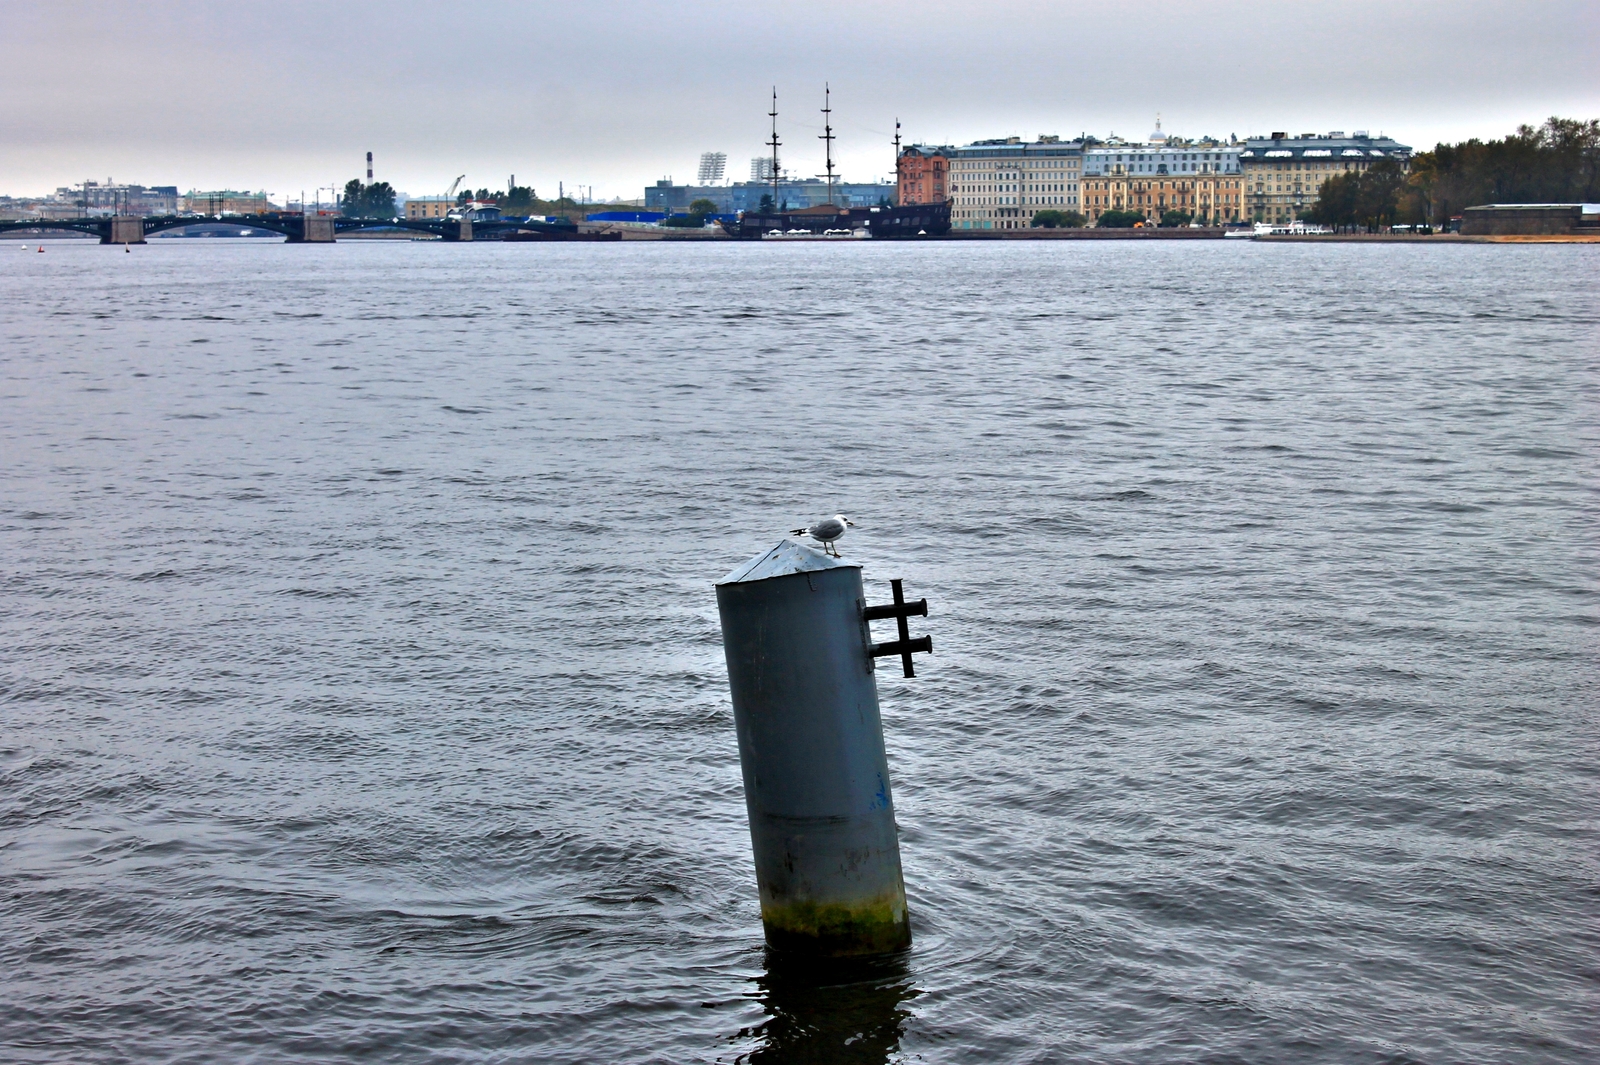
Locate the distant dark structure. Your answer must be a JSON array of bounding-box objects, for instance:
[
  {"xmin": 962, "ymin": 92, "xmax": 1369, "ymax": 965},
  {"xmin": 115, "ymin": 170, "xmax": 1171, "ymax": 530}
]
[
  {"xmin": 719, "ymin": 201, "xmax": 950, "ymax": 238},
  {"xmin": 1459, "ymin": 204, "xmax": 1600, "ymax": 236},
  {"xmin": 0, "ymin": 214, "xmax": 581, "ymax": 244}
]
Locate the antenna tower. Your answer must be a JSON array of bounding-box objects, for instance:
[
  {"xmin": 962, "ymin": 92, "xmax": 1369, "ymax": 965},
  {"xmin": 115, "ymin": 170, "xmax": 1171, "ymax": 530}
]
[
  {"xmin": 768, "ymin": 88, "xmax": 781, "ymax": 212},
  {"xmin": 892, "ymin": 118, "xmax": 901, "ymax": 183},
  {"xmin": 820, "ymin": 83, "xmax": 836, "ymax": 206}
]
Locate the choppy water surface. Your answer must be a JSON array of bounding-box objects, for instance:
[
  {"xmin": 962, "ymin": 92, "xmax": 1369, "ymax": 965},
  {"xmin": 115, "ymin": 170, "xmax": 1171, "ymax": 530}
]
[{"xmin": 2, "ymin": 238, "xmax": 1596, "ymax": 1063}]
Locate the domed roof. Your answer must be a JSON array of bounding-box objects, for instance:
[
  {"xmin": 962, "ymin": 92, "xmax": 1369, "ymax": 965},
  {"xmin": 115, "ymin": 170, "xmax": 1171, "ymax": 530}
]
[{"xmin": 1148, "ymin": 116, "xmax": 1166, "ymax": 143}]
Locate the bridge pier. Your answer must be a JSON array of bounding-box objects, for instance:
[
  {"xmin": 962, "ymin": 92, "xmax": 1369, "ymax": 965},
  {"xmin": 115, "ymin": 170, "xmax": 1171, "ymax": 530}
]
[
  {"xmin": 289, "ymin": 217, "xmax": 336, "ymax": 243},
  {"xmin": 454, "ymin": 221, "xmax": 473, "ymax": 242},
  {"xmin": 102, "ymin": 216, "xmax": 146, "ymax": 245}
]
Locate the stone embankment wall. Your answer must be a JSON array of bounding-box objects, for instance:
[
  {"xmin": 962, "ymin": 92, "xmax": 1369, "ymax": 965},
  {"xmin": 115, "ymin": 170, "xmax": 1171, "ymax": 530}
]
[{"xmin": 1460, "ymin": 206, "xmax": 1589, "ymax": 236}]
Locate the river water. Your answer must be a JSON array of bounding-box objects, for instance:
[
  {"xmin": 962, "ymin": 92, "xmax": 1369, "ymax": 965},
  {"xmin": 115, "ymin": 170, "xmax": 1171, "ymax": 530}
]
[{"xmin": 2, "ymin": 238, "xmax": 1596, "ymax": 1063}]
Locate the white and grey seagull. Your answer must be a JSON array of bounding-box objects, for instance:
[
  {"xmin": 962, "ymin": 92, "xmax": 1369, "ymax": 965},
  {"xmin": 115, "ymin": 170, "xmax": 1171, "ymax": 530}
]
[{"xmin": 792, "ymin": 514, "xmax": 855, "ymax": 556}]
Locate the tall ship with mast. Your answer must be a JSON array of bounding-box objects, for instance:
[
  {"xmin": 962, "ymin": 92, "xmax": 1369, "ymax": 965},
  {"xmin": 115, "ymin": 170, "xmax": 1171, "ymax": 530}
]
[{"xmin": 720, "ymin": 87, "xmax": 951, "ymax": 239}]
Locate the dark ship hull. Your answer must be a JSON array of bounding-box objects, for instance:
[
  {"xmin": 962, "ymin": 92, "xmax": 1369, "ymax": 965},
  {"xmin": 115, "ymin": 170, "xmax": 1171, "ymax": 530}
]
[
  {"xmin": 720, "ymin": 201, "xmax": 951, "ymax": 239},
  {"xmin": 494, "ymin": 217, "xmax": 622, "ymax": 241}
]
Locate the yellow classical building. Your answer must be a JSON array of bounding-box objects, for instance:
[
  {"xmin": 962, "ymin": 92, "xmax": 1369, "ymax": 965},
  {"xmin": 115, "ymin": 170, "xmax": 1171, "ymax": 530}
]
[
  {"xmin": 1240, "ymin": 132, "xmax": 1412, "ymax": 222},
  {"xmin": 180, "ymin": 190, "xmax": 273, "ymax": 215},
  {"xmin": 1081, "ymin": 170, "xmax": 1244, "ymax": 225},
  {"xmin": 405, "ymin": 197, "xmax": 455, "ymax": 219},
  {"xmin": 1080, "ymin": 136, "xmax": 1244, "ymax": 225}
]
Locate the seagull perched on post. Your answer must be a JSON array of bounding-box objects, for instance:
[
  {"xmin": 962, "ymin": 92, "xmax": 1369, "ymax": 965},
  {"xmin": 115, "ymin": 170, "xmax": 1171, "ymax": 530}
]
[{"xmin": 792, "ymin": 514, "xmax": 855, "ymax": 556}]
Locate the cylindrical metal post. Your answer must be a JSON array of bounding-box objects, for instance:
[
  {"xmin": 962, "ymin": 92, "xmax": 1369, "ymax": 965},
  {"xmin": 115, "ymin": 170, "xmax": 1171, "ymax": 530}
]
[{"xmin": 716, "ymin": 540, "xmax": 911, "ymax": 956}]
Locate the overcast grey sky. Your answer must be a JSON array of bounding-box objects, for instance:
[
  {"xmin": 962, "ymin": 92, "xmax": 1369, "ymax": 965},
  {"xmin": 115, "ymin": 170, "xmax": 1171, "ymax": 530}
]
[{"xmin": 3, "ymin": 0, "xmax": 1596, "ymax": 200}]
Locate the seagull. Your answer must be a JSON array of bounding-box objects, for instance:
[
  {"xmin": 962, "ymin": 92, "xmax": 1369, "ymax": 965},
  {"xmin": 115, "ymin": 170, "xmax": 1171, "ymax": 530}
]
[{"xmin": 792, "ymin": 514, "xmax": 855, "ymax": 556}]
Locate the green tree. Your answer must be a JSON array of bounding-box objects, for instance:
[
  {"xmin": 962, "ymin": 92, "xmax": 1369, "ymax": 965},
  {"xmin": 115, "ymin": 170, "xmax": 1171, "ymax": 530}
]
[
  {"xmin": 1159, "ymin": 209, "xmax": 1193, "ymax": 227},
  {"xmin": 1421, "ymin": 117, "xmax": 1599, "ymax": 224},
  {"xmin": 1302, "ymin": 160, "xmax": 1406, "ymax": 231},
  {"xmin": 368, "ymin": 182, "xmax": 396, "ymax": 218},
  {"xmin": 757, "ymin": 193, "xmax": 775, "ymax": 213},
  {"xmin": 1354, "ymin": 158, "xmax": 1405, "ymax": 231},
  {"xmin": 1030, "ymin": 209, "xmax": 1085, "ymax": 228},
  {"xmin": 659, "ymin": 198, "xmax": 720, "ymax": 227},
  {"xmin": 1304, "ymin": 171, "xmax": 1361, "ymax": 230},
  {"xmin": 502, "ymin": 185, "xmax": 538, "ymax": 213},
  {"xmin": 1095, "ymin": 209, "xmax": 1145, "ymax": 228},
  {"xmin": 1394, "ymin": 157, "xmax": 1435, "ymax": 226},
  {"xmin": 341, "ymin": 179, "xmax": 396, "ymax": 219}
]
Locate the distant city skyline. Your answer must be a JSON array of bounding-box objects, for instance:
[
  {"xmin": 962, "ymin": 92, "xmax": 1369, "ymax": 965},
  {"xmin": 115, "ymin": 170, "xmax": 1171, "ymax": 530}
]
[{"xmin": 2, "ymin": 0, "xmax": 1595, "ymax": 200}]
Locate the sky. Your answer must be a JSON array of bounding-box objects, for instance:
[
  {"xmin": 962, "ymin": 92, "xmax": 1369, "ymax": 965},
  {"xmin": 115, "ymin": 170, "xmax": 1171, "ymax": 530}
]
[{"xmin": 2, "ymin": 0, "xmax": 1596, "ymax": 201}]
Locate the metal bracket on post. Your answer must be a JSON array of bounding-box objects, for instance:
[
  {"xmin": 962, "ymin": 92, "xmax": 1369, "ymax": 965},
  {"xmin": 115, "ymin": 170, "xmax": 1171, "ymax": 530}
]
[{"xmin": 864, "ymin": 578, "xmax": 932, "ymax": 677}]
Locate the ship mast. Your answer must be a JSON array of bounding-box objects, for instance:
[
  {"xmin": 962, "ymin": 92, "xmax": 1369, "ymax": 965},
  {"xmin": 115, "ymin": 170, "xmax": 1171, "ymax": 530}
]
[
  {"xmin": 820, "ymin": 83, "xmax": 836, "ymax": 207},
  {"xmin": 892, "ymin": 118, "xmax": 901, "ymax": 190},
  {"xmin": 768, "ymin": 88, "xmax": 781, "ymax": 213}
]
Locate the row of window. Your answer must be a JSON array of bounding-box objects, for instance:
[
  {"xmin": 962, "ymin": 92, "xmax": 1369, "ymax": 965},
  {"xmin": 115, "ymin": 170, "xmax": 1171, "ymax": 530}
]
[
  {"xmin": 1091, "ymin": 152, "xmax": 1233, "ymax": 161},
  {"xmin": 953, "ymin": 160, "xmax": 1080, "ymax": 168},
  {"xmin": 1083, "ymin": 178, "xmax": 1241, "ymax": 185},
  {"xmin": 1086, "ymin": 162, "xmax": 1239, "ymax": 174}
]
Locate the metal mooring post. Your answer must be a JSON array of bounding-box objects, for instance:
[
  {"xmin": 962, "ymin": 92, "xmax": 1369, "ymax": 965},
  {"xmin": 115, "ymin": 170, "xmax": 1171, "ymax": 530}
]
[{"xmin": 715, "ymin": 539, "xmax": 932, "ymax": 956}]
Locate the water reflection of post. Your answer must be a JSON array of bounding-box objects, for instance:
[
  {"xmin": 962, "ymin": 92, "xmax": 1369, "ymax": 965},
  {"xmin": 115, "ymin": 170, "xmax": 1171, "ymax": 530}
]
[{"xmin": 737, "ymin": 951, "xmax": 919, "ymax": 1064}]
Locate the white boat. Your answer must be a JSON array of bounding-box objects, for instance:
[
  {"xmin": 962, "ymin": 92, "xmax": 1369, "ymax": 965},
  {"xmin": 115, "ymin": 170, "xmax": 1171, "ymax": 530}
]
[
  {"xmin": 761, "ymin": 227, "xmax": 870, "ymax": 241},
  {"xmin": 1259, "ymin": 221, "xmax": 1330, "ymax": 236},
  {"xmin": 1226, "ymin": 221, "xmax": 1331, "ymax": 239}
]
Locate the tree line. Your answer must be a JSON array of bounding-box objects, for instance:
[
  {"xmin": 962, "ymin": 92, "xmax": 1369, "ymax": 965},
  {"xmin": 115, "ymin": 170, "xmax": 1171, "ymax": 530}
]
[
  {"xmin": 339, "ymin": 180, "xmax": 595, "ymax": 220},
  {"xmin": 340, "ymin": 179, "xmax": 396, "ymax": 219},
  {"xmin": 1305, "ymin": 117, "xmax": 1599, "ymax": 231}
]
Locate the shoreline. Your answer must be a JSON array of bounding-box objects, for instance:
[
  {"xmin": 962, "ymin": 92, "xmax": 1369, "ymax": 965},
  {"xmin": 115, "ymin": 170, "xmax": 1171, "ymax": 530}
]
[
  {"xmin": 1257, "ymin": 232, "xmax": 1600, "ymax": 243},
  {"xmin": 8, "ymin": 229, "xmax": 1597, "ymax": 245}
]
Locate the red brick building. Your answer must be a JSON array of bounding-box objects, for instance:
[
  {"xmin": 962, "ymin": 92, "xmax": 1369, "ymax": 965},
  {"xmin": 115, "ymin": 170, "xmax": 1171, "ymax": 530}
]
[{"xmin": 897, "ymin": 146, "xmax": 952, "ymax": 206}]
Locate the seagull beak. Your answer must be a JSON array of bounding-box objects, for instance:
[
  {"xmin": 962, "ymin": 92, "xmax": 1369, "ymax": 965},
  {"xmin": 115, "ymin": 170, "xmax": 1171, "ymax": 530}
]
[{"xmin": 846, "ymin": 520, "xmax": 856, "ymax": 527}]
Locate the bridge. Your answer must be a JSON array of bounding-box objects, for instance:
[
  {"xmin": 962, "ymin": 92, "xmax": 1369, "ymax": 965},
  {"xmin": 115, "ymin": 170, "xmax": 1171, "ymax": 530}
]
[{"xmin": 0, "ymin": 213, "xmax": 582, "ymax": 244}]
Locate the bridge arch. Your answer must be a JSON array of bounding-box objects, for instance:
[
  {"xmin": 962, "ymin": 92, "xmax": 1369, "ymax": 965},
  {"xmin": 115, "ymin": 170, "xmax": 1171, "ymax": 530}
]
[
  {"xmin": 144, "ymin": 217, "xmax": 297, "ymax": 240},
  {"xmin": 0, "ymin": 219, "xmax": 105, "ymax": 239}
]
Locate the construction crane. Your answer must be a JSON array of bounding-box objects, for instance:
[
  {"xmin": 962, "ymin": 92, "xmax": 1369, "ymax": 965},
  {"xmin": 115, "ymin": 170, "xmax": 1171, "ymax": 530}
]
[{"xmin": 444, "ymin": 174, "xmax": 466, "ymax": 201}]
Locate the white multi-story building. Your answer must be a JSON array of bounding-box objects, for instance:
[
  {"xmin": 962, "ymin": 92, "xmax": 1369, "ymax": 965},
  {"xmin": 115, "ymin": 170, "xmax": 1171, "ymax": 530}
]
[
  {"xmin": 53, "ymin": 181, "xmax": 180, "ymax": 216},
  {"xmin": 948, "ymin": 136, "xmax": 1083, "ymax": 230},
  {"xmin": 1082, "ymin": 142, "xmax": 1242, "ymax": 178},
  {"xmin": 698, "ymin": 152, "xmax": 727, "ymax": 184}
]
